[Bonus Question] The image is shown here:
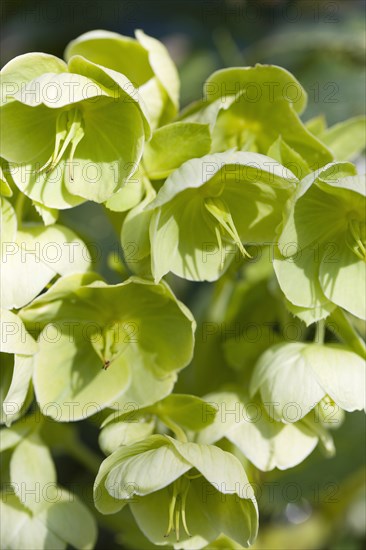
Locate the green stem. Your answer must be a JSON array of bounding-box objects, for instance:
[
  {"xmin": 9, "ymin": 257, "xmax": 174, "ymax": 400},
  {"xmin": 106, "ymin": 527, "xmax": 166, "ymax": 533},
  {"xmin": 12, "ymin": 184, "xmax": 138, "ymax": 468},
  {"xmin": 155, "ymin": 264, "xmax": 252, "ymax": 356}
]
[
  {"xmin": 15, "ymin": 192, "xmax": 27, "ymax": 227},
  {"xmin": 327, "ymin": 308, "xmax": 366, "ymax": 359},
  {"xmin": 315, "ymin": 319, "xmax": 325, "ymax": 344},
  {"xmin": 66, "ymin": 440, "xmax": 101, "ymax": 475},
  {"xmin": 161, "ymin": 416, "xmax": 188, "ymax": 443}
]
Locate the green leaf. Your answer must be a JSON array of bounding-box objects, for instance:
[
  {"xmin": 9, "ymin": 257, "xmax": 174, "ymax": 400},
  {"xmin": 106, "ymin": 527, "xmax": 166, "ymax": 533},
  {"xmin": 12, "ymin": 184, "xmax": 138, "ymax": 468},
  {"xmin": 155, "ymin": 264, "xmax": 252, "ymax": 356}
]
[
  {"xmin": 0, "ymin": 162, "xmax": 12, "ymax": 197},
  {"xmin": 32, "ymin": 201, "xmax": 58, "ymax": 225},
  {"xmin": 305, "ymin": 115, "xmax": 327, "ymax": 137},
  {"xmin": 143, "ymin": 122, "xmax": 211, "ymax": 180},
  {"xmin": 10, "ymin": 432, "xmax": 57, "ymax": 513},
  {"xmin": 153, "ymin": 394, "xmax": 217, "ymax": 431}
]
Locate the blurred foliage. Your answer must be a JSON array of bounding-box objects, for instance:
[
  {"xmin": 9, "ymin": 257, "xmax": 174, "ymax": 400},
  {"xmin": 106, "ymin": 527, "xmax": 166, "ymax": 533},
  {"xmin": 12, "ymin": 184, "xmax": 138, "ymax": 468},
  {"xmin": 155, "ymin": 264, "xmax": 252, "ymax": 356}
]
[{"xmin": 1, "ymin": 1, "xmax": 364, "ymax": 549}]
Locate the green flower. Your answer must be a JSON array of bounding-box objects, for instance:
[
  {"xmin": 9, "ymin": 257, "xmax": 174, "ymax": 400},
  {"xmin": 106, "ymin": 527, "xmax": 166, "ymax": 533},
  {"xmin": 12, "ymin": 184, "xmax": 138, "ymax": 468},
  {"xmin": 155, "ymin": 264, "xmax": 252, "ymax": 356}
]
[
  {"xmin": 1, "ymin": 425, "xmax": 97, "ymax": 549},
  {"xmin": 181, "ymin": 65, "xmax": 332, "ymax": 173},
  {"xmin": 65, "ymin": 29, "xmax": 179, "ymax": 129},
  {"xmin": 274, "ymin": 162, "xmax": 365, "ymax": 322},
  {"xmin": 19, "ymin": 274, "xmax": 195, "ymax": 421},
  {"xmin": 197, "ymin": 391, "xmax": 335, "ymax": 472},
  {"xmin": 0, "ymin": 52, "xmax": 150, "ymax": 208},
  {"xmin": 144, "ymin": 151, "xmax": 296, "ymax": 282},
  {"xmin": 250, "ymin": 342, "xmax": 366, "ymax": 423},
  {"xmin": 94, "ymin": 434, "xmax": 258, "ymax": 549}
]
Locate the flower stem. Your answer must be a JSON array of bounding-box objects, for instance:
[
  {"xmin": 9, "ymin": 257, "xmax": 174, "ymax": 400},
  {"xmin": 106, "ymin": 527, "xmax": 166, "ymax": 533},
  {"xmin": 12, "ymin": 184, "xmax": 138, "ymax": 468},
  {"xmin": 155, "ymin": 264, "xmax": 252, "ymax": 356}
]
[
  {"xmin": 160, "ymin": 416, "xmax": 188, "ymax": 443},
  {"xmin": 315, "ymin": 319, "xmax": 325, "ymax": 344}
]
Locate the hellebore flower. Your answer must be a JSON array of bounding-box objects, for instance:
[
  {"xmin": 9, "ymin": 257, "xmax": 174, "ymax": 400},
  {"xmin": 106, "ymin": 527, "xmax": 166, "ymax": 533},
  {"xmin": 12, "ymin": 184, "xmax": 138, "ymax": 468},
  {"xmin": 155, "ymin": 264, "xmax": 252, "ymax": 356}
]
[
  {"xmin": 250, "ymin": 342, "xmax": 366, "ymax": 423},
  {"xmin": 19, "ymin": 274, "xmax": 195, "ymax": 421},
  {"xmin": 180, "ymin": 65, "xmax": 332, "ymax": 173},
  {"xmin": 94, "ymin": 434, "xmax": 258, "ymax": 549},
  {"xmin": 0, "ymin": 52, "xmax": 150, "ymax": 208},
  {"xmin": 197, "ymin": 391, "xmax": 335, "ymax": 472},
  {"xmin": 64, "ymin": 29, "xmax": 179, "ymax": 129},
  {"xmin": 274, "ymin": 162, "xmax": 366, "ymax": 322},
  {"xmin": 146, "ymin": 151, "xmax": 297, "ymax": 282}
]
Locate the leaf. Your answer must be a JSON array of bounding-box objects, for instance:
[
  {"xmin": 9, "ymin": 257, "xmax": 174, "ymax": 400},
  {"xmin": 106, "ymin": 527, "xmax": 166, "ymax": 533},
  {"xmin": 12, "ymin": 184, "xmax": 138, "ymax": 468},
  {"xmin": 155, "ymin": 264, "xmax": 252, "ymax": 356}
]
[
  {"xmin": 267, "ymin": 136, "xmax": 311, "ymax": 179},
  {"xmin": 143, "ymin": 122, "xmax": 211, "ymax": 180},
  {"xmin": 10, "ymin": 432, "xmax": 57, "ymax": 513},
  {"xmin": 32, "ymin": 202, "xmax": 58, "ymax": 225},
  {"xmin": 152, "ymin": 394, "xmax": 217, "ymax": 431},
  {"xmin": 0, "ymin": 162, "xmax": 12, "ymax": 196}
]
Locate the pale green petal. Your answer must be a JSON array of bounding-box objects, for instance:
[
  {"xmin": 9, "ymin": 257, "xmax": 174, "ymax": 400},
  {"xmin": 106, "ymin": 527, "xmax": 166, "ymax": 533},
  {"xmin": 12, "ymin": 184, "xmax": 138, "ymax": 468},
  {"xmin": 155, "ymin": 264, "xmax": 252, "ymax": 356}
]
[
  {"xmin": 135, "ymin": 29, "xmax": 180, "ymax": 123},
  {"xmin": 1, "ymin": 196, "xmax": 17, "ymax": 242},
  {"xmin": 33, "ymin": 331, "xmax": 132, "ymax": 421},
  {"xmin": 130, "ymin": 485, "xmax": 217, "ymax": 548},
  {"xmin": 94, "ymin": 435, "xmax": 169, "ymax": 514},
  {"xmin": 305, "ymin": 344, "xmax": 366, "ymax": 412},
  {"xmin": 99, "ymin": 418, "xmax": 155, "ymax": 455},
  {"xmin": 10, "ymin": 432, "xmax": 57, "ymax": 513},
  {"xmin": 0, "ymin": 163, "xmax": 13, "ymax": 196},
  {"xmin": 305, "ymin": 115, "xmax": 327, "ymax": 137},
  {"xmin": 320, "ymin": 116, "xmax": 366, "ymax": 161},
  {"xmin": 1, "ymin": 224, "xmax": 91, "ymax": 309},
  {"xmin": 32, "ymin": 201, "xmax": 58, "ymax": 225},
  {"xmin": 143, "ymin": 122, "xmax": 211, "ymax": 180},
  {"xmin": 0, "ymin": 310, "xmax": 38, "ymax": 355},
  {"xmin": 38, "ymin": 488, "xmax": 97, "ymax": 550},
  {"xmin": 1, "ymin": 52, "xmax": 68, "ymax": 105},
  {"xmin": 250, "ymin": 343, "xmax": 325, "ymax": 422},
  {"xmin": 3, "ymin": 355, "xmax": 33, "ymax": 426},
  {"xmin": 319, "ymin": 240, "xmax": 366, "ymax": 320},
  {"xmin": 153, "ymin": 394, "xmax": 218, "ymax": 431},
  {"xmin": 64, "ymin": 29, "xmax": 152, "ymax": 86},
  {"xmin": 0, "ymin": 494, "xmax": 65, "ymax": 550},
  {"xmin": 227, "ymin": 412, "xmax": 318, "ymax": 471},
  {"xmin": 105, "ymin": 443, "xmax": 190, "ymax": 498},
  {"xmin": 169, "ymin": 438, "xmax": 254, "ymax": 499}
]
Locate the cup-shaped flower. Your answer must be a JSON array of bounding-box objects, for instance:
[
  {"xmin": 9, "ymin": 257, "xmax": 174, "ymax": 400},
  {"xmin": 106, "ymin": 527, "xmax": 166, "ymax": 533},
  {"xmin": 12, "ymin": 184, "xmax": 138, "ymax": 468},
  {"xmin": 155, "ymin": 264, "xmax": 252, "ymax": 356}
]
[
  {"xmin": 0, "ymin": 52, "xmax": 150, "ymax": 208},
  {"xmin": 94, "ymin": 434, "xmax": 258, "ymax": 549},
  {"xmin": 19, "ymin": 274, "xmax": 195, "ymax": 421},
  {"xmin": 250, "ymin": 342, "xmax": 366, "ymax": 423},
  {"xmin": 146, "ymin": 151, "xmax": 297, "ymax": 282},
  {"xmin": 65, "ymin": 29, "xmax": 179, "ymax": 129},
  {"xmin": 274, "ymin": 162, "xmax": 366, "ymax": 321},
  {"xmin": 197, "ymin": 391, "xmax": 335, "ymax": 472},
  {"xmin": 181, "ymin": 65, "xmax": 332, "ymax": 173}
]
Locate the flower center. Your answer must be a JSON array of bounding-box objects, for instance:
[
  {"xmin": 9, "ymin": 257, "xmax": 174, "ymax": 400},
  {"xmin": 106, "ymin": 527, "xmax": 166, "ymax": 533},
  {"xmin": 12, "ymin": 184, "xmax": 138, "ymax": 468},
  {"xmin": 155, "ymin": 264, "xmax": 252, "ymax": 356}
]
[
  {"xmin": 346, "ymin": 218, "xmax": 366, "ymax": 262},
  {"xmin": 91, "ymin": 321, "xmax": 131, "ymax": 370},
  {"xmin": 204, "ymin": 196, "xmax": 251, "ymax": 266},
  {"xmin": 165, "ymin": 474, "xmax": 198, "ymax": 541},
  {"xmin": 38, "ymin": 108, "xmax": 85, "ymax": 180}
]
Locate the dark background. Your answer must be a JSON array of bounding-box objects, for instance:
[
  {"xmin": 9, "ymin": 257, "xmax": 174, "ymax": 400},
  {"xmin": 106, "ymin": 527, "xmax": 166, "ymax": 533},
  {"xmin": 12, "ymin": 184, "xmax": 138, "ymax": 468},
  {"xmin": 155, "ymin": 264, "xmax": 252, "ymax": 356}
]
[{"xmin": 1, "ymin": 1, "xmax": 365, "ymax": 549}]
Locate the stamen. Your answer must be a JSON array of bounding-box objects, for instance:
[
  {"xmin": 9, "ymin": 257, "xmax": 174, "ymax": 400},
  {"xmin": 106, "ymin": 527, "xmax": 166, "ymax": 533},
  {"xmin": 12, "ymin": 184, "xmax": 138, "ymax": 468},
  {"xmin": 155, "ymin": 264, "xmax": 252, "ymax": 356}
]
[
  {"xmin": 204, "ymin": 197, "xmax": 251, "ymax": 260},
  {"xmin": 346, "ymin": 219, "xmax": 366, "ymax": 262},
  {"xmin": 164, "ymin": 478, "xmax": 192, "ymax": 541},
  {"xmin": 37, "ymin": 109, "xmax": 84, "ymax": 177}
]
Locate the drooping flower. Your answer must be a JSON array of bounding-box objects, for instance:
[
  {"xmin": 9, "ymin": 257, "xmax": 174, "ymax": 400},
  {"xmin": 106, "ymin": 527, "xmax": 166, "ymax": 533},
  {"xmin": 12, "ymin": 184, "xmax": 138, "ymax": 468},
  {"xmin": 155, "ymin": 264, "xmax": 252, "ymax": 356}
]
[
  {"xmin": 64, "ymin": 29, "xmax": 179, "ymax": 129},
  {"xmin": 19, "ymin": 274, "xmax": 195, "ymax": 421},
  {"xmin": 94, "ymin": 434, "xmax": 258, "ymax": 549},
  {"xmin": 145, "ymin": 151, "xmax": 297, "ymax": 282},
  {"xmin": 0, "ymin": 52, "xmax": 150, "ymax": 208},
  {"xmin": 250, "ymin": 342, "xmax": 366, "ymax": 423},
  {"xmin": 274, "ymin": 162, "xmax": 366, "ymax": 322}
]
